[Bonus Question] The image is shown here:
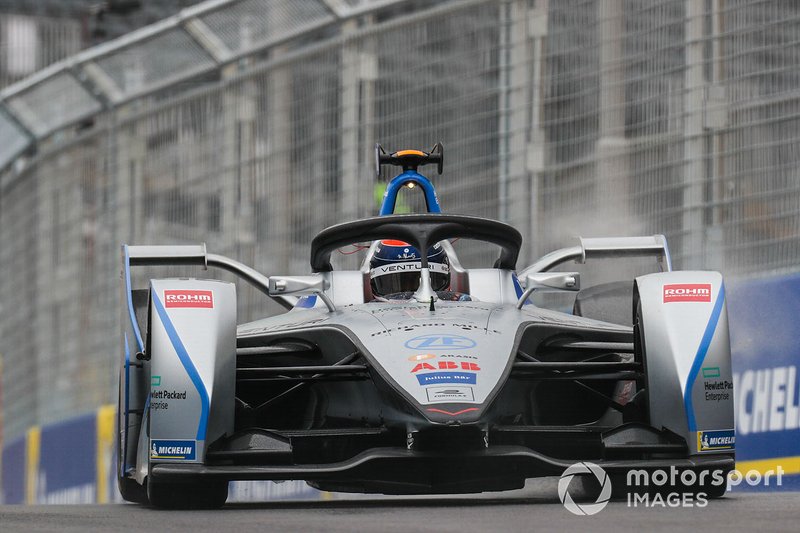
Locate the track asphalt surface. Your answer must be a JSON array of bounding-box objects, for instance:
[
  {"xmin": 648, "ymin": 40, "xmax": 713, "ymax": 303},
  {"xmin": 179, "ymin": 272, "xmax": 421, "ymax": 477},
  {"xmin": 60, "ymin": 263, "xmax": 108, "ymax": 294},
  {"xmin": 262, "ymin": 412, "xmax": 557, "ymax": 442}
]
[
  {"xmin": 0, "ymin": 493, "xmax": 800, "ymax": 533},
  {"xmin": 1, "ymin": 483, "xmax": 796, "ymax": 532}
]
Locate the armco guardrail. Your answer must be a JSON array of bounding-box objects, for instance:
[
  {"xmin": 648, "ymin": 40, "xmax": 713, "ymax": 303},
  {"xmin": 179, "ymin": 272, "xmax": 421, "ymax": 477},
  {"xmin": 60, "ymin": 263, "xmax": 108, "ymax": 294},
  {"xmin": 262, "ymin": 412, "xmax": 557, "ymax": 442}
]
[{"xmin": 2, "ymin": 272, "xmax": 800, "ymax": 502}]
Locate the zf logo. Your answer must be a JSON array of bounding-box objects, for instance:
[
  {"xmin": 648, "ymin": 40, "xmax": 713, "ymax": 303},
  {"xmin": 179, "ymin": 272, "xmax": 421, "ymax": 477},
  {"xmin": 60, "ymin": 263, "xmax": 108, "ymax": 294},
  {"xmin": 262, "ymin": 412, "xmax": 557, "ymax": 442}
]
[{"xmin": 404, "ymin": 334, "xmax": 477, "ymax": 350}]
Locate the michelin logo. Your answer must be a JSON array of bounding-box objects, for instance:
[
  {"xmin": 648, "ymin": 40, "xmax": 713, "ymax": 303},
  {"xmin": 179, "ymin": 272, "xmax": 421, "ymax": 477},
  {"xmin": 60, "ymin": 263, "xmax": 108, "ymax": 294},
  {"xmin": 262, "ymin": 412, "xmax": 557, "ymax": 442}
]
[
  {"xmin": 150, "ymin": 439, "xmax": 196, "ymax": 460},
  {"xmin": 734, "ymin": 365, "xmax": 800, "ymax": 434},
  {"xmin": 697, "ymin": 430, "xmax": 735, "ymax": 452}
]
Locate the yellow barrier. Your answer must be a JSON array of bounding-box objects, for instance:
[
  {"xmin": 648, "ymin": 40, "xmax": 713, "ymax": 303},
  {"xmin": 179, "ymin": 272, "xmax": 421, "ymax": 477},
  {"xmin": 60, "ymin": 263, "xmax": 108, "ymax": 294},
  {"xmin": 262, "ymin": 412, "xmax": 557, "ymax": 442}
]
[
  {"xmin": 96, "ymin": 405, "xmax": 116, "ymax": 504},
  {"xmin": 736, "ymin": 456, "xmax": 800, "ymax": 476},
  {"xmin": 25, "ymin": 426, "xmax": 40, "ymax": 504}
]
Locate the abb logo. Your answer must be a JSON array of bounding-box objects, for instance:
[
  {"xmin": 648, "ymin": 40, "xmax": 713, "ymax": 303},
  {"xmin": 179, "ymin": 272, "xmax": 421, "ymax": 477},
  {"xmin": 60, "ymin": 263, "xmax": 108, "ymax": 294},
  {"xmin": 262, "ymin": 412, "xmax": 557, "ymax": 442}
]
[
  {"xmin": 411, "ymin": 362, "xmax": 480, "ymax": 373},
  {"xmin": 663, "ymin": 284, "xmax": 711, "ymax": 303},
  {"xmin": 164, "ymin": 290, "xmax": 214, "ymax": 308}
]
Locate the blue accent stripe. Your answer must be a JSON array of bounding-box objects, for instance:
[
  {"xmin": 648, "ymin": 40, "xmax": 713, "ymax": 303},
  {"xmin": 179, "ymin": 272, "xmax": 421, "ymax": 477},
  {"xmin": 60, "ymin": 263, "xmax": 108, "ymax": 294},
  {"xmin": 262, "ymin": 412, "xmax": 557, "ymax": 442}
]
[
  {"xmin": 511, "ymin": 274, "xmax": 532, "ymax": 306},
  {"xmin": 380, "ymin": 170, "xmax": 441, "ymax": 215},
  {"xmin": 151, "ymin": 291, "xmax": 209, "ymax": 441},
  {"xmin": 123, "ymin": 246, "xmax": 144, "ymax": 352},
  {"xmin": 295, "ymin": 295, "xmax": 317, "ymax": 309},
  {"xmin": 684, "ymin": 283, "xmax": 726, "ymax": 432},
  {"xmin": 512, "ymin": 274, "xmax": 523, "ymax": 298},
  {"xmin": 122, "ymin": 333, "xmax": 130, "ymax": 476}
]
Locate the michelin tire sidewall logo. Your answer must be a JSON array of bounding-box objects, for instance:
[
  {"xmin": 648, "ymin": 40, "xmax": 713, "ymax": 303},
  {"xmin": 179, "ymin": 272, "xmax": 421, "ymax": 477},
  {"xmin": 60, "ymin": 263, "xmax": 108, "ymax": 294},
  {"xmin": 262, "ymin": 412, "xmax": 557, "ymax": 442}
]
[{"xmin": 558, "ymin": 462, "xmax": 612, "ymax": 516}]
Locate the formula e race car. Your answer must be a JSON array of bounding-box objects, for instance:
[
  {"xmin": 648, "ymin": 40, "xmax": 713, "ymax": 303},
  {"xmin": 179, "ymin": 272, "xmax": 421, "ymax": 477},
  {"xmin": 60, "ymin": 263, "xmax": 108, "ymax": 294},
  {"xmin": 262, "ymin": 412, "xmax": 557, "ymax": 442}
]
[{"xmin": 118, "ymin": 145, "xmax": 735, "ymax": 508}]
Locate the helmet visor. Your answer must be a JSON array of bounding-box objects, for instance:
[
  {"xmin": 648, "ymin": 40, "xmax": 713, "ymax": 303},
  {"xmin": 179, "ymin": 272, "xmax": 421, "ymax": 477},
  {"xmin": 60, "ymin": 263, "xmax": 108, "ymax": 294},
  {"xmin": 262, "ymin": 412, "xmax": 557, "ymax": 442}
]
[{"xmin": 370, "ymin": 261, "xmax": 449, "ymax": 296}]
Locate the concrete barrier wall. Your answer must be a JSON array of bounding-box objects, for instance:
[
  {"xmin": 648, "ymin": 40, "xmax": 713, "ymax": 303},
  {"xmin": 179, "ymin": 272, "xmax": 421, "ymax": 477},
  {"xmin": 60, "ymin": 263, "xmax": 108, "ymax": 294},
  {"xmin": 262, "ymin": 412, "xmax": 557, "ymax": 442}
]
[{"xmin": 3, "ymin": 272, "xmax": 800, "ymax": 502}]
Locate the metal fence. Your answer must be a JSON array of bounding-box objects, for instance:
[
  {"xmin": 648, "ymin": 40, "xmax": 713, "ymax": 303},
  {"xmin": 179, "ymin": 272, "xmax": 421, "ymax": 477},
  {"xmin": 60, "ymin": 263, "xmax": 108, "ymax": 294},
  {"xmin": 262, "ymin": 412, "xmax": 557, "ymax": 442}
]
[
  {"xmin": 0, "ymin": 13, "xmax": 83, "ymax": 89},
  {"xmin": 2, "ymin": 0, "xmax": 800, "ymax": 442}
]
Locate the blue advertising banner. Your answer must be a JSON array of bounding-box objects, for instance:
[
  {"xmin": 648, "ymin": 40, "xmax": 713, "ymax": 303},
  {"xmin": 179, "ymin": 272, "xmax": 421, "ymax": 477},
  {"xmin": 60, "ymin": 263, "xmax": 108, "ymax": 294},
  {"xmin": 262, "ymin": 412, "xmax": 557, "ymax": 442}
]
[
  {"xmin": 37, "ymin": 413, "xmax": 96, "ymax": 503},
  {"xmin": 1, "ymin": 436, "xmax": 25, "ymax": 504},
  {"xmin": 728, "ymin": 273, "xmax": 800, "ymax": 490}
]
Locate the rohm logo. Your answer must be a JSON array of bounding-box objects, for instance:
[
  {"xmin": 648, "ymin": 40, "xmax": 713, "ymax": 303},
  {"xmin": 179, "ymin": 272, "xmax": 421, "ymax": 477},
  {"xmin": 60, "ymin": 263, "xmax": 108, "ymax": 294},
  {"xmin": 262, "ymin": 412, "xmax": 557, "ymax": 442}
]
[
  {"xmin": 662, "ymin": 283, "xmax": 712, "ymax": 303},
  {"xmin": 164, "ymin": 290, "xmax": 214, "ymax": 308}
]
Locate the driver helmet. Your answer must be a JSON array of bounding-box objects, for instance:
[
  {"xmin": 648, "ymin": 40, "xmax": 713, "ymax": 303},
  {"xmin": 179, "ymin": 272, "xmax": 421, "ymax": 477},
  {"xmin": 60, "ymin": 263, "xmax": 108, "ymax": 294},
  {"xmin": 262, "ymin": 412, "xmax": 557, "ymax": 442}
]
[{"xmin": 369, "ymin": 240, "xmax": 450, "ymax": 297}]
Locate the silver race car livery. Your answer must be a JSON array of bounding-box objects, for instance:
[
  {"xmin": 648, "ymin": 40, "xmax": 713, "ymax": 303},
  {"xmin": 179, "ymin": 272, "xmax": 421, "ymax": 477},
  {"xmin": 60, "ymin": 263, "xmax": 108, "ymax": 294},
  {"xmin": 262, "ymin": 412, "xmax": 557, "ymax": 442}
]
[{"xmin": 117, "ymin": 145, "xmax": 734, "ymax": 508}]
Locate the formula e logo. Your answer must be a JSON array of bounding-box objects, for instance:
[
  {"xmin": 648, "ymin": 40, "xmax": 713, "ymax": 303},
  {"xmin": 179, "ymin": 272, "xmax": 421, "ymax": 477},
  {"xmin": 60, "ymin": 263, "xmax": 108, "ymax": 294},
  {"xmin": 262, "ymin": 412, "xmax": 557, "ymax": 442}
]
[
  {"xmin": 164, "ymin": 290, "xmax": 214, "ymax": 308},
  {"xmin": 405, "ymin": 334, "xmax": 476, "ymax": 350},
  {"xmin": 426, "ymin": 386, "xmax": 475, "ymax": 403},
  {"xmin": 663, "ymin": 284, "xmax": 711, "ymax": 303}
]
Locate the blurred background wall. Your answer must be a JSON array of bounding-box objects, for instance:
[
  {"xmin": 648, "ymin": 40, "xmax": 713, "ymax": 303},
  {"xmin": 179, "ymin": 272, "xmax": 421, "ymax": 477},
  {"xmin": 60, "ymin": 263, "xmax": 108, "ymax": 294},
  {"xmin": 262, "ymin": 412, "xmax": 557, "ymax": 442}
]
[{"xmin": 1, "ymin": 0, "xmax": 799, "ymax": 489}]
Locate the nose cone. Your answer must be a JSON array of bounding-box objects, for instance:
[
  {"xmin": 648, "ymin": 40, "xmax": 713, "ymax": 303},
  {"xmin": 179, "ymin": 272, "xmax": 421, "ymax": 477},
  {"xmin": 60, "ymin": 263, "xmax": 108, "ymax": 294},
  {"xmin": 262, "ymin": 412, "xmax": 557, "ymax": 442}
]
[{"xmin": 355, "ymin": 302, "xmax": 518, "ymax": 424}]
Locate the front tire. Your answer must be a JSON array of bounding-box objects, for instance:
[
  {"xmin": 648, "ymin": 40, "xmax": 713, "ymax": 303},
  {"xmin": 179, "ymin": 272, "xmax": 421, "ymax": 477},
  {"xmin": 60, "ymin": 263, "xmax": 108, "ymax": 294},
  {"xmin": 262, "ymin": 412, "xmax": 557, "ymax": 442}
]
[
  {"xmin": 117, "ymin": 372, "xmax": 149, "ymax": 505},
  {"xmin": 147, "ymin": 478, "xmax": 229, "ymax": 509},
  {"xmin": 119, "ymin": 477, "xmax": 149, "ymax": 505},
  {"xmin": 610, "ymin": 468, "xmax": 728, "ymax": 500}
]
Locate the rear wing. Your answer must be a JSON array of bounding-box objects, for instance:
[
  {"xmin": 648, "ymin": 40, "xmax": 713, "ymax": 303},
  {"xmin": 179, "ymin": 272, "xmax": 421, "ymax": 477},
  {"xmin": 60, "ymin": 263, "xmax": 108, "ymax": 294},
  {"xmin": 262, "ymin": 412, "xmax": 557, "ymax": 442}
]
[{"xmin": 518, "ymin": 235, "xmax": 672, "ymax": 278}]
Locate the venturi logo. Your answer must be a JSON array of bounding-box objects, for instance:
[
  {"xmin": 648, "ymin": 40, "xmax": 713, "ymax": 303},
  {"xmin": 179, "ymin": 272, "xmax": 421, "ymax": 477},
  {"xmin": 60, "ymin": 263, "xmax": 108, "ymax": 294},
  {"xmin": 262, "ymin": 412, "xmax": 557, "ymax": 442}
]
[
  {"xmin": 558, "ymin": 462, "xmax": 612, "ymax": 516},
  {"xmin": 164, "ymin": 290, "xmax": 214, "ymax": 308},
  {"xmin": 405, "ymin": 334, "xmax": 476, "ymax": 350}
]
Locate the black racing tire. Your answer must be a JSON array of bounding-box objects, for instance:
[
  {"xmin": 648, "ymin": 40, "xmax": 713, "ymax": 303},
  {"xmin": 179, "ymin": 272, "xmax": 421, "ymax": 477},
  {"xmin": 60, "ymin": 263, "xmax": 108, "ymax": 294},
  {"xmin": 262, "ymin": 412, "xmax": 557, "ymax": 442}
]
[
  {"xmin": 702, "ymin": 480, "xmax": 728, "ymax": 499},
  {"xmin": 609, "ymin": 471, "xmax": 728, "ymax": 501},
  {"xmin": 117, "ymin": 372, "xmax": 149, "ymax": 505},
  {"xmin": 147, "ymin": 478, "xmax": 229, "ymax": 509},
  {"xmin": 573, "ymin": 280, "xmax": 634, "ymax": 326},
  {"xmin": 119, "ymin": 476, "xmax": 150, "ymax": 505},
  {"xmin": 628, "ymin": 286, "xmax": 650, "ymax": 424}
]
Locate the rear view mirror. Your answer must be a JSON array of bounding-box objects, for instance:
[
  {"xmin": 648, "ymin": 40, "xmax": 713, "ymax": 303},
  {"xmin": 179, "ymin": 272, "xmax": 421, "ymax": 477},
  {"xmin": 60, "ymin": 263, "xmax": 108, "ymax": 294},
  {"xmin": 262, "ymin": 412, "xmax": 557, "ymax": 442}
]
[
  {"xmin": 268, "ymin": 275, "xmax": 335, "ymax": 312},
  {"xmin": 269, "ymin": 275, "xmax": 326, "ymax": 295},
  {"xmin": 517, "ymin": 272, "xmax": 580, "ymax": 309},
  {"xmin": 525, "ymin": 272, "xmax": 580, "ymax": 291}
]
